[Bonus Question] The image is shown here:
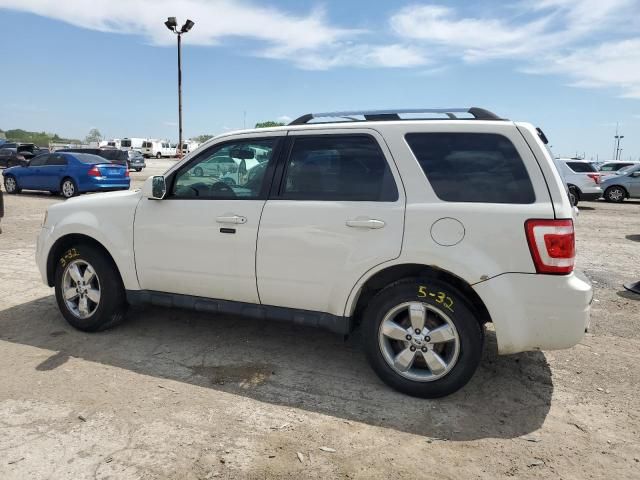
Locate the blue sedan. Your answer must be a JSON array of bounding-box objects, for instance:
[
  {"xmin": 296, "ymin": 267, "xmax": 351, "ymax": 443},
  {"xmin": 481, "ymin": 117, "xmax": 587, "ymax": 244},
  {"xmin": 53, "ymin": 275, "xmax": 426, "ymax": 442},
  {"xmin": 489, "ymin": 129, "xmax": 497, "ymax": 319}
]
[{"xmin": 2, "ymin": 152, "xmax": 130, "ymax": 198}]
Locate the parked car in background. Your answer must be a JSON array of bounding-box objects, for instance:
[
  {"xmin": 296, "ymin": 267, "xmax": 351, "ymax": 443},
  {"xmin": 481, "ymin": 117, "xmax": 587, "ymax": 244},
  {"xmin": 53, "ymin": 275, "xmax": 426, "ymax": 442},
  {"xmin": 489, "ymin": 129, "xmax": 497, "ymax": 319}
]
[
  {"xmin": 0, "ymin": 143, "xmax": 47, "ymax": 162},
  {"xmin": 597, "ymin": 161, "xmax": 639, "ymax": 180},
  {"xmin": 2, "ymin": 152, "xmax": 130, "ymax": 198},
  {"xmin": 0, "ymin": 148, "xmax": 29, "ymax": 168},
  {"xmin": 57, "ymin": 148, "xmax": 145, "ymax": 171},
  {"xmin": 35, "ymin": 107, "xmax": 592, "ymax": 399},
  {"xmin": 600, "ymin": 164, "xmax": 640, "ymax": 202},
  {"xmin": 554, "ymin": 158, "xmax": 603, "ymax": 206}
]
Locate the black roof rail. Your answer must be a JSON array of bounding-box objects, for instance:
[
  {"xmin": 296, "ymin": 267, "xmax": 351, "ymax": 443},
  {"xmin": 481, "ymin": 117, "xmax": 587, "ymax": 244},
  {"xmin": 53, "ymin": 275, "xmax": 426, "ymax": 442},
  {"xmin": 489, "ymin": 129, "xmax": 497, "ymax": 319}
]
[{"xmin": 288, "ymin": 107, "xmax": 505, "ymax": 125}]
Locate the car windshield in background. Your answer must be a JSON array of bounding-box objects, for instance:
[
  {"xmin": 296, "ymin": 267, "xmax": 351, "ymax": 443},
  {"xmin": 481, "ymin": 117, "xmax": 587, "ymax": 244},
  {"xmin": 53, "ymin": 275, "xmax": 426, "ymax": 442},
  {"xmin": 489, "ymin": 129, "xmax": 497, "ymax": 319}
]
[
  {"xmin": 121, "ymin": 140, "xmax": 132, "ymax": 148},
  {"xmin": 566, "ymin": 161, "xmax": 597, "ymax": 173},
  {"xmin": 128, "ymin": 151, "xmax": 143, "ymax": 158},
  {"xmin": 73, "ymin": 153, "xmax": 111, "ymax": 164}
]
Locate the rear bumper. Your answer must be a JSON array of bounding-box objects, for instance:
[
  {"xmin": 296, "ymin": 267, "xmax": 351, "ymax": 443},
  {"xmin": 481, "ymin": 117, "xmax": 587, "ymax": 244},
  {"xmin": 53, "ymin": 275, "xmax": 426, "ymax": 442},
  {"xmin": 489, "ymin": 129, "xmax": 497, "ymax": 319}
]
[
  {"xmin": 473, "ymin": 271, "xmax": 592, "ymax": 354},
  {"xmin": 580, "ymin": 192, "xmax": 602, "ymax": 201}
]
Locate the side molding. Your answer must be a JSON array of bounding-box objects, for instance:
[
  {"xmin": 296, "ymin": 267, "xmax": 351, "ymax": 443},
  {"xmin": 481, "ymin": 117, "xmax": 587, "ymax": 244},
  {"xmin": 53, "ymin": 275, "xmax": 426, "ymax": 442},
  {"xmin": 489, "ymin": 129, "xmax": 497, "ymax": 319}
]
[{"xmin": 126, "ymin": 290, "xmax": 352, "ymax": 335}]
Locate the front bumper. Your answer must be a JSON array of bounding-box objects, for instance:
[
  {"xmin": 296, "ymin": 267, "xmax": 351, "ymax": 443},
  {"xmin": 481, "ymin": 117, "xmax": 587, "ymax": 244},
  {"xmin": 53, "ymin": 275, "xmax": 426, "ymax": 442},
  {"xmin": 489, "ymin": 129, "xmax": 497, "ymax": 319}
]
[
  {"xmin": 36, "ymin": 226, "xmax": 52, "ymax": 285},
  {"xmin": 473, "ymin": 271, "xmax": 592, "ymax": 354}
]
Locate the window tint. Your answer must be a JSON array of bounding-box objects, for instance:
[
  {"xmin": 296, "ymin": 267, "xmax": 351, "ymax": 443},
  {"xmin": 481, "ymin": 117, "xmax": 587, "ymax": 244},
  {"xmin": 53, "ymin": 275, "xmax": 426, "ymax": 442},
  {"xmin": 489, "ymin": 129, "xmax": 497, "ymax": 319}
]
[
  {"xmin": 172, "ymin": 139, "xmax": 278, "ymax": 199},
  {"xmin": 29, "ymin": 155, "xmax": 48, "ymax": 166},
  {"xmin": 281, "ymin": 135, "xmax": 398, "ymax": 201},
  {"xmin": 121, "ymin": 139, "xmax": 132, "ymax": 148},
  {"xmin": 46, "ymin": 154, "xmax": 67, "ymax": 166},
  {"xmin": 405, "ymin": 133, "xmax": 535, "ymax": 204},
  {"xmin": 566, "ymin": 161, "xmax": 597, "ymax": 173},
  {"xmin": 0, "ymin": 149, "xmax": 10, "ymax": 157},
  {"xmin": 74, "ymin": 153, "xmax": 108, "ymax": 164}
]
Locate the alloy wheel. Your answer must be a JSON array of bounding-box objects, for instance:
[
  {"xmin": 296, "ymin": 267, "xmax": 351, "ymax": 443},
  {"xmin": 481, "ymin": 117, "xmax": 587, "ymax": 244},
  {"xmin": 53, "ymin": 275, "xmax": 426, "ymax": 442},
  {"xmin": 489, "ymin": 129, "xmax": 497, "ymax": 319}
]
[
  {"xmin": 62, "ymin": 259, "xmax": 101, "ymax": 319},
  {"xmin": 5, "ymin": 177, "xmax": 16, "ymax": 193},
  {"xmin": 62, "ymin": 180, "xmax": 75, "ymax": 198},
  {"xmin": 378, "ymin": 302, "xmax": 460, "ymax": 382}
]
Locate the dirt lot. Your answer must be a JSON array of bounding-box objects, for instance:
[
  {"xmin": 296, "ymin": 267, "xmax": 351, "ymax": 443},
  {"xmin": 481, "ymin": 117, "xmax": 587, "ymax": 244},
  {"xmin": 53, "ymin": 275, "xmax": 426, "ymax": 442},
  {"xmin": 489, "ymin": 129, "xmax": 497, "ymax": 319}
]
[{"xmin": 1, "ymin": 163, "xmax": 639, "ymax": 479}]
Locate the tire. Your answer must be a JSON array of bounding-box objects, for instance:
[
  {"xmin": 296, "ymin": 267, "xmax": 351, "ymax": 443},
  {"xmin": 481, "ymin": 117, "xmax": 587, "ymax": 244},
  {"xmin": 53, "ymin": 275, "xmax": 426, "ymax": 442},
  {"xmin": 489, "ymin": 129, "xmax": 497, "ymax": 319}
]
[
  {"xmin": 60, "ymin": 178, "xmax": 78, "ymax": 198},
  {"xmin": 4, "ymin": 175, "xmax": 21, "ymax": 194},
  {"xmin": 362, "ymin": 279, "xmax": 484, "ymax": 398},
  {"xmin": 156, "ymin": 152, "xmax": 162, "ymax": 159},
  {"xmin": 54, "ymin": 243, "xmax": 128, "ymax": 332},
  {"xmin": 568, "ymin": 186, "xmax": 579, "ymax": 206},
  {"xmin": 604, "ymin": 186, "xmax": 626, "ymax": 203},
  {"xmin": 135, "ymin": 168, "xmax": 142, "ymax": 172},
  {"xmin": 193, "ymin": 166, "xmax": 204, "ymax": 177}
]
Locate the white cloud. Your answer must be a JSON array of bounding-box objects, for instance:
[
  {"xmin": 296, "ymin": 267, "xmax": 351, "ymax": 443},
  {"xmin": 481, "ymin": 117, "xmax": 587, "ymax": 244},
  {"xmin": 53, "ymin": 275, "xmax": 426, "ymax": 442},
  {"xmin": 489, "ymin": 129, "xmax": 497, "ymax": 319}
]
[
  {"xmin": 277, "ymin": 115, "xmax": 292, "ymax": 123},
  {"xmin": 390, "ymin": 1, "xmax": 640, "ymax": 97},
  {"xmin": 0, "ymin": 0, "xmax": 425, "ymax": 69}
]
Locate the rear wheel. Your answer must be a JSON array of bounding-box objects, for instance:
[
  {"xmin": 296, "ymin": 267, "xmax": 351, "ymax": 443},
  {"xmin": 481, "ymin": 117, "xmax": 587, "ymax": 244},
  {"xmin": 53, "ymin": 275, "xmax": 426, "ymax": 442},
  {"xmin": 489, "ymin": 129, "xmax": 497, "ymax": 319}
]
[
  {"xmin": 604, "ymin": 186, "xmax": 626, "ymax": 203},
  {"xmin": 54, "ymin": 244, "xmax": 128, "ymax": 332},
  {"xmin": 363, "ymin": 279, "xmax": 484, "ymax": 398},
  {"xmin": 568, "ymin": 186, "xmax": 579, "ymax": 206},
  {"xmin": 4, "ymin": 175, "xmax": 20, "ymax": 194},
  {"xmin": 135, "ymin": 168, "xmax": 142, "ymax": 172},
  {"xmin": 156, "ymin": 152, "xmax": 162, "ymax": 159},
  {"xmin": 60, "ymin": 178, "xmax": 77, "ymax": 198}
]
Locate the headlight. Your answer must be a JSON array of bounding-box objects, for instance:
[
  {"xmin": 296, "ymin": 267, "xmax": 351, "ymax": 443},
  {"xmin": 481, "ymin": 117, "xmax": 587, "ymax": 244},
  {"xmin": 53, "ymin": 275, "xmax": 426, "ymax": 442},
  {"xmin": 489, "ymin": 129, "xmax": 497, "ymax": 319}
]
[{"xmin": 42, "ymin": 210, "xmax": 48, "ymax": 228}]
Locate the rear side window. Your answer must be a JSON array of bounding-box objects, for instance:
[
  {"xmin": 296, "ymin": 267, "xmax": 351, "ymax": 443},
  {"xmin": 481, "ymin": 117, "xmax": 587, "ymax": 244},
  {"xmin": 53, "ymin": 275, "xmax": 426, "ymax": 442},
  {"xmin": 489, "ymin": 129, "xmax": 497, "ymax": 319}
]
[
  {"xmin": 405, "ymin": 133, "xmax": 535, "ymax": 204},
  {"xmin": 566, "ymin": 161, "xmax": 597, "ymax": 173},
  {"xmin": 281, "ymin": 135, "xmax": 398, "ymax": 201},
  {"xmin": 46, "ymin": 154, "xmax": 67, "ymax": 166}
]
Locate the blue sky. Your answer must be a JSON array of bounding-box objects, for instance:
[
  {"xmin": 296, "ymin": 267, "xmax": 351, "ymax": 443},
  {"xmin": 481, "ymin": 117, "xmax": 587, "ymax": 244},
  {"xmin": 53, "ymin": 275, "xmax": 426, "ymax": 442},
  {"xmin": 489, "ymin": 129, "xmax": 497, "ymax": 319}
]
[{"xmin": 1, "ymin": 0, "xmax": 639, "ymax": 160}]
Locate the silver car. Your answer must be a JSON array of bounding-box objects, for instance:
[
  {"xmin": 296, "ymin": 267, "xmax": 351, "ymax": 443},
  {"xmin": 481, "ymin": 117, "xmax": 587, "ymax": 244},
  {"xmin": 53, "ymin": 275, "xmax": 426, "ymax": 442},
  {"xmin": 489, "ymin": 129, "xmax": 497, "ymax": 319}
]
[{"xmin": 601, "ymin": 164, "xmax": 640, "ymax": 202}]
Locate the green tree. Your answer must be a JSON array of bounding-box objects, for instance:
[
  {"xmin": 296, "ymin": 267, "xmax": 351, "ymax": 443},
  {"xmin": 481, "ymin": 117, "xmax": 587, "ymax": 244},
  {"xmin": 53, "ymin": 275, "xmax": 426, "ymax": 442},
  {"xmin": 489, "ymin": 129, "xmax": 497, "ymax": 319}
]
[
  {"xmin": 191, "ymin": 134, "xmax": 214, "ymax": 143},
  {"xmin": 255, "ymin": 121, "xmax": 285, "ymax": 128},
  {"xmin": 85, "ymin": 128, "xmax": 103, "ymax": 144}
]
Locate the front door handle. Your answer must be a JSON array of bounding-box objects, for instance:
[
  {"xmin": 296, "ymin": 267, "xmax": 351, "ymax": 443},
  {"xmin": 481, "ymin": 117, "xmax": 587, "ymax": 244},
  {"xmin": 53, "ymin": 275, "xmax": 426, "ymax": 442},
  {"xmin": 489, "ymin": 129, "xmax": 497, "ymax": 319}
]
[
  {"xmin": 216, "ymin": 215, "xmax": 247, "ymax": 224},
  {"xmin": 346, "ymin": 218, "xmax": 386, "ymax": 229}
]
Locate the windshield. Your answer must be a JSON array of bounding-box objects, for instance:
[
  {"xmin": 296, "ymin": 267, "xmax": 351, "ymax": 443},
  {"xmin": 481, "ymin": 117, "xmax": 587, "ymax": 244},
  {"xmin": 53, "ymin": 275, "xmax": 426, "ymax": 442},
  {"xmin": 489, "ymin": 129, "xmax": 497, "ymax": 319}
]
[
  {"xmin": 74, "ymin": 153, "xmax": 111, "ymax": 164},
  {"xmin": 128, "ymin": 150, "xmax": 142, "ymax": 158},
  {"xmin": 121, "ymin": 140, "xmax": 132, "ymax": 148}
]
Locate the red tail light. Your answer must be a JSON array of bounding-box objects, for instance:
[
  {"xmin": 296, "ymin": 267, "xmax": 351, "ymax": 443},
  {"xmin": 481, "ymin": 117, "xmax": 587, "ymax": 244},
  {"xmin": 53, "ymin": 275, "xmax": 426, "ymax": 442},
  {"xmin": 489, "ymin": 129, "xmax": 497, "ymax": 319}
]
[
  {"xmin": 125, "ymin": 169, "xmax": 130, "ymax": 177},
  {"xmin": 88, "ymin": 166, "xmax": 101, "ymax": 177},
  {"xmin": 525, "ymin": 219, "xmax": 575, "ymax": 274},
  {"xmin": 587, "ymin": 173, "xmax": 600, "ymax": 184}
]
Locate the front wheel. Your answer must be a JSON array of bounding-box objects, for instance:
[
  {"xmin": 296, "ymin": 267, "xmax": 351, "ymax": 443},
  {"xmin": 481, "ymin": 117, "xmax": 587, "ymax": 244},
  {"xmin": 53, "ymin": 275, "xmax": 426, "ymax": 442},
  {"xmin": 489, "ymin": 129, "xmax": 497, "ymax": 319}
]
[
  {"xmin": 4, "ymin": 175, "xmax": 21, "ymax": 194},
  {"xmin": 604, "ymin": 186, "xmax": 626, "ymax": 203},
  {"xmin": 54, "ymin": 244, "xmax": 128, "ymax": 332},
  {"xmin": 156, "ymin": 152, "xmax": 162, "ymax": 159},
  {"xmin": 135, "ymin": 168, "xmax": 142, "ymax": 172},
  {"xmin": 363, "ymin": 279, "xmax": 484, "ymax": 398},
  {"xmin": 60, "ymin": 178, "xmax": 77, "ymax": 198}
]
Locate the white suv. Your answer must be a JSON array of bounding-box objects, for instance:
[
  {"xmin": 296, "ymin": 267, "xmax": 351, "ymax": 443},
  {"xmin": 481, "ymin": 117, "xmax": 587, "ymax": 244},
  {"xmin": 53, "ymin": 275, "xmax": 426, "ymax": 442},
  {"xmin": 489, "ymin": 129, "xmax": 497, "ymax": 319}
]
[
  {"xmin": 36, "ymin": 108, "xmax": 592, "ymax": 398},
  {"xmin": 554, "ymin": 158, "xmax": 603, "ymax": 206}
]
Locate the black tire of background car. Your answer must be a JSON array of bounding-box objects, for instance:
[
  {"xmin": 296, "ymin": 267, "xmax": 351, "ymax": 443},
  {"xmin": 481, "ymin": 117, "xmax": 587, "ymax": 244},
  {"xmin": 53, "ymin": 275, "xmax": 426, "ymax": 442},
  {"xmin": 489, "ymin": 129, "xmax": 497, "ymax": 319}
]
[
  {"xmin": 3, "ymin": 175, "xmax": 21, "ymax": 194},
  {"xmin": 604, "ymin": 186, "xmax": 626, "ymax": 203},
  {"xmin": 54, "ymin": 244, "xmax": 128, "ymax": 332},
  {"xmin": 135, "ymin": 168, "xmax": 142, "ymax": 172},
  {"xmin": 362, "ymin": 278, "xmax": 484, "ymax": 398},
  {"xmin": 568, "ymin": 186, "xmax": 579, "ymax": 206},
  {"xmin": 193, "ymin": 167, "xmax": 204, "ymax": 177},
  {"xmin": 60, "ymin": 178, "xmax": 77, "ymax": 198},
  {"xmin": 156, "ymin": 152, "xmax": 161, "ymax": 159}
]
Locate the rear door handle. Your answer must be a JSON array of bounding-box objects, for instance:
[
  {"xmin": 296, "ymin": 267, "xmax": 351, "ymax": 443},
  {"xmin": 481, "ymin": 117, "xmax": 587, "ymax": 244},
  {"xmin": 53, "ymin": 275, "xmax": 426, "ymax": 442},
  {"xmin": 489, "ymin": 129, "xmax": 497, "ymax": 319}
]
[
  {"xmin": 216, "ymin": 215, "xmax": 247, "ymax": 224},
  {"xmin": 345, "ymin": 218, "xmax": 386, "ymax": 229}
]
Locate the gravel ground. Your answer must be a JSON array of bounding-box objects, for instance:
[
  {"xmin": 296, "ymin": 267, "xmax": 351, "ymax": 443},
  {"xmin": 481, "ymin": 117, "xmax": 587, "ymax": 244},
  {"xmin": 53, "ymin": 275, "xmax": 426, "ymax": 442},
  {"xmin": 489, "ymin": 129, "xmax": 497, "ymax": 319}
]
[{"xmin": 1, "ymin": 163, "xmax": 639, "ymax": 479}]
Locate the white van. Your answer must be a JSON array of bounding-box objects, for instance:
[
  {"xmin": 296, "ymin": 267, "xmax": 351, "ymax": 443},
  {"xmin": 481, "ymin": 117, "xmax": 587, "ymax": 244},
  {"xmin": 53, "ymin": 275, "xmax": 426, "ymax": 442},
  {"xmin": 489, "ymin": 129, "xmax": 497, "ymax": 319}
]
[
  {"xmin": 120, "ymin": 138, "xmax": 146, "ymax": 152},
  {"xmin": 142, "ymin": 141, "xmax": 176, "ymax": 159}
]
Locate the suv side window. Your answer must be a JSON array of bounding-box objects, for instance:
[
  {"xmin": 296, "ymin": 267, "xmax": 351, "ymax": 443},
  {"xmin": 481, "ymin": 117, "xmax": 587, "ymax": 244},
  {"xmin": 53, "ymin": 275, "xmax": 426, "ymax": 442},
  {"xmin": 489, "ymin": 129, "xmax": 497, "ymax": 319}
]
[
  {"xmin": 172, "ymin": 139, "xmax": 279, "ymax": 199},
  {"xmin": 566, "ymin": 161, "xmax": 597, "ymax": 173},
  {"xmin": 280, "ymin": 135, "xmax": 398, "ymax": 201},
  {"xmin": 405, "ymin": 132, "xmax": 535, "ymax": 204}
]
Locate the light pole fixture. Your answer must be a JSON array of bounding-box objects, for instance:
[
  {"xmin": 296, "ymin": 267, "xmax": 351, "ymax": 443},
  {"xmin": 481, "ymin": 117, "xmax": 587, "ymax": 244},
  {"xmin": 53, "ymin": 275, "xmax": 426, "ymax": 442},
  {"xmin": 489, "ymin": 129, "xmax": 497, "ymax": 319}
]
[
  {"xmin": 165, "ymin": 17, "xmax": 195, "ymax": 158},
  {"xmin": 614, "ymin": 134, "xmax": 624, "ymax": 160}
]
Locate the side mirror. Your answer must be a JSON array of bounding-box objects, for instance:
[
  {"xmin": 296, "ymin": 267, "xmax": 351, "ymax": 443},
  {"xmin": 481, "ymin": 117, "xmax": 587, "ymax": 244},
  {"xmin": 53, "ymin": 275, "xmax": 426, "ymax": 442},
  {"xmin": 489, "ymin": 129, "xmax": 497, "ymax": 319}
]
[
  {"xmin": 143, "ymin": 176, "xmax": 167, "ymax": 199},
  {"xmin": 631, "ymin": 171, "xmax": 640, "ymax": 178}
]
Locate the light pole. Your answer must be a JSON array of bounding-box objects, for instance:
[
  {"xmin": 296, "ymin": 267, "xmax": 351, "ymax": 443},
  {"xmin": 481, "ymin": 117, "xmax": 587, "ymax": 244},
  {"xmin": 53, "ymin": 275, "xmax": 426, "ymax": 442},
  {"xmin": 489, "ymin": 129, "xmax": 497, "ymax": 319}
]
[
  {"xmin": 164, "ymin": 17, "xmax": 195, "ymax": 158},
  {"xmin": 615, "ymin": 135, "xmax": 624, "ymax": 160}
]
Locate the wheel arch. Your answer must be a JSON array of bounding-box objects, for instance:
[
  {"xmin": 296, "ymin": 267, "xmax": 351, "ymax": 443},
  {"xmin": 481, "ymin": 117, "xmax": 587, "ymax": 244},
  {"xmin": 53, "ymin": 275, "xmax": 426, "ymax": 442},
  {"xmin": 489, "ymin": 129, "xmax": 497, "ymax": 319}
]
[
  {"xmin": 46, "ymin": 233, "xmax": 122, "ymax": 287},
  {"xmin": 348, "ymin": 263, "xmax": 492, "ymax": 328},
  {"xmin": 567, "ymin": 183, "xmax": 581, "ymax": 197}
]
